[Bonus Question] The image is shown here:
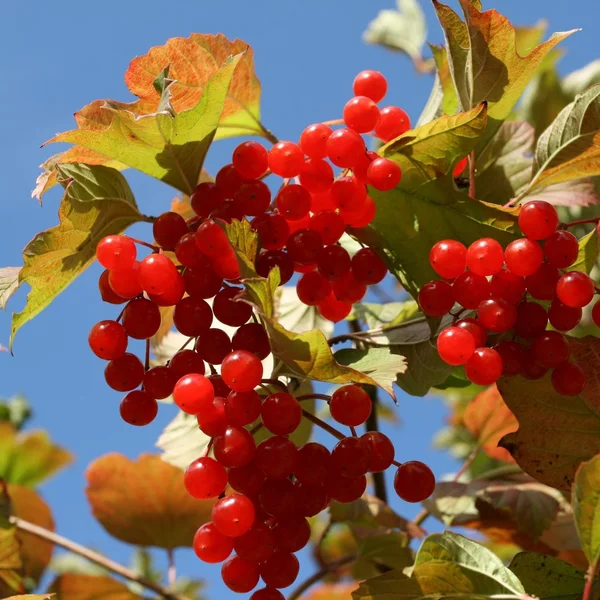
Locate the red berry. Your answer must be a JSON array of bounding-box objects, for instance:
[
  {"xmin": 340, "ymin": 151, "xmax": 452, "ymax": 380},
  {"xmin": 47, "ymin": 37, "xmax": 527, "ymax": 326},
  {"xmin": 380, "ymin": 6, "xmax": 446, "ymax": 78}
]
[
  {"xmin": 228, "ymin": 461, "xmax": 266, "ymax": 496},
  {"xmin": 343, "ymin": 96, "xmax": 381, "ymax": 133},
  {"xmin": 216, "ymin": 164, "xmax": 248, "ymax": 198},
  {"xmin": 225, "ymin": 390, "xmax": 262, "ymax": 427},
  {"xmin": 455, "ymin": 318, "xmax": 487, "ymax": 348},
  {"xmin": 271, "ymin": 516, "xmax": 311, "ymax": 553},
  {"xmin": 317, "ymin": 245, "xmax": 351, "ymax": 281},
  {"xmin": 351, "ymin": 248, "xmax": 387, "ymax": 284},
  {"xmin": 173, "ymin": 297, "xmax": 213, "ymax": 336},
  {"xmin": 153, "ymin": 212, "xmax": 188, "ymax": 250},
  {"xmin": 119, "ymin": 390, "xmax": 158, "ymax": 426},
  {"xmin": 138, "ymin": 254, "xmax": 179, "ymax": 295},
  {"xmin": 251, "ymin": 588, "xmax": 285, "ymax": 600},
  {"xmin": 342, "ymin": 194, "xmax": 377, "ymax": 228},
  {"xmin": 332, "ymin": 272, "xmax": 367, "ymax": 304},
  {"xmin": 143, "ymin": 366, "xmax": 175, "ymax": 399},
  {"xmin": 214, "ymin": 427, "xmax": 256, "ymax": 468},
  {"xmin": 522, "ymin": 349, "xmax": 549, "ymax": 380},
  {"xmin": 310, "ymin": 190, "xmax": 336, "ymax": 212},
  {"xmin": 453, "ymin": 156, "xmax": 468, "ymax": 178},
  {"xmin": 309, "ymin": 210, "xmax": 345, "ymax": 245},
  {"xmin": 221, "ymin": 350, "xmax": 264, "ymax": 392},
  {"xmin": 330, "ymin": 385, "xmax": 372, "ymax": 426},
  {"xmin": 299, "ymin": 158, "xmax": 334, "ymax": 193},
  {"xmin": 259, "ymin": 479, "xmax": 298, "ymax": 517},
  {"xmin": 175, "ymin": 232, "xmax": 205, "ymax": 269},
  {"xmin": 191, "ymin": 182, "xmax": 225, "ymax": 218},
  {"xmin": 294, "ymin": 481, "xmax": 329, "ymax": 517},
  {"xmin": 525, "ymin": 262, "xmax": 561, "ymax": 301},
  {"xmin": 256, "ymin": 250, "xmax": 294, "ymax": 285},
  {"xmin": 286, "ymin": 229, "xmax": 324, "ymax": 265},
  {"xmin": 197, "ymin": 396, "xmax": 229, "ymax": 437},
  {"xmin": 465, "ymin": 348, "xmax": 503, "ymax": 385},
  {"xmin": 260, "ymin": 551, "xmax": 300, "ymax": 589},
  {"xmin": 393, "ymin": 461, "xmax": 435, "ymax": 502},
  {"xmin": 233, "ymin": 181, "xmax": 271, "ymax": 216},
  {"xmin": 551, "ymin": 362, "xmax": 586, "ymax": 396},
  {"xmin": 286, "ymin": 213, "xmax": 312, "ymax": 236},
  {"xmin": 255, "ymin": 436, "xmax": 298, "ymax": 479},
  {"xmin": 353, "ymin": 150, "xmax": 378, "ymax": 183},
  {"xmin": 89, "ymin": 320, "xmax": 128, "ymax": 360},
  {"xmin": 466, "ymin": 238, "xmax": 504, "ymax": 276},
  {"xmin": 212, "ymin": 249, "xmax": 241, "ymax": 281},
  {"xmin": 331, "ymin": 436, "xmax": 371, "ymax": 478},
  {"xmin": 269, "ymin": 141, "xmax": 305, "ymax": 177},
  {"xmin": 233, "ymin": 141, "xmax": 268, "ymax": 179},
  {"xmin": 374, "ymin": 106, "xmax": 410, "ymax": 142},
  {"xmin": 477, "ymin": 297, "xmax": 517, "ymax": 333},
  {"xmin": 326, "ymin": 472, "xmax": 367, "ymax": 503},
  {"xmin": 252, "ymin": 214, "xmax": 290, "ymax": 250},
  {"xmin": 297, "ymin": 271, "xmax": 332, "ymax": 308},
  {"xmin": 231, "ymin": 323, "xmax": 271, "ymax": 360},
  {"xmin": 353, "ymin": 70, "xmax": 387, "ymax": 103},
  {"xmin": 556, "ymin": 271, "xmax": 595, "ymax": 308},
  {"xmin": 122, "ymin": 298, "xmax": 161, "ymax": 340},
  {"xmin": 331, "ymin": 176, "xmax": 367, "ymax": 212},
  {"xmin": 317, "ymin": 293, "xmax": 352, "ymax": 322},
  {"xmin": 233, "ymin": 522, "xmax": 276, "ymax": 563},
  {"xmin": 275, "ymin": 185, "xmax": 311, "ymax": 221},
  {"xmin": 173, "ymin": 373, "xmax": 214, "ymax": 415},
  {"xmin": 593, "ymin": 301, "xmax": 600, "ymax": 327},
  {"xmin": 96, "ymin": 235, "xmax": 136, "ymax": 272},
  {"xmin": 327, "ymin": 128, "xmax": 366, "ymax": 168},
  {"xmin": 196, "ymin": 219, "xmax": 231, "ymax": 258},
  {"xmin": 494, "ymin": 341, "xmax": 526, "ymax": 376},
  {"xmin": 98, "ymin": 269, "xmax": 127, "ymax": 304},
  {"xmin": 437, "ymin": 327, "xmax": 476, "ymax": 366},
  {"xmin": 104, "ymin": 353, "xmax": 144, "ymax": 392},
  {"xmin": 108, "ymin": 262, "xmax": 143, "ymax": 299},
  {"xmin": 490, "ymin": 268, "xmax": 526, "ymax": 304},
  {"xmin": 213, "ymin": 287, "xmax": 252, "ymax": 327},
  {"xmin": 184, "ymin": 457, "xmax": 228, "ymax": 499},
  {"xmin": 148, "ymin": 271, "xmax": 186, "ymax": 307},
  {"xmin": 193, "ymin": 522, "xmax": 233, "ymax": 563},
  {"xmin": 452, "ymin": 272, "xmax": 491, "ymax": 309},
  {"xmin": 196, "ymin": 328, "xmax": 232, "ymax": 365},
  {"xmin": 548, "ymin": 300, "xmax": 582, "ymax": 331},
  {"xmin": 367, "ymin": 157, "xmax": 402, "ymax": 191},
  {"xmin": 299, "ymin": 123, "xmax": 333, "ymax": 159},
  {"xmin": 544, "ymin": 230, "xmax": 579, "ymax": 268},
  {"xmin": 362, "ymin": 431, "xmax": 395, "ymax": 472},
  {"xmin": 429, "ymin": 240, "xmax": 467, "ymax": 279},
  {"xmin": 169, "ymin": 349, "xmax": 205, "ymax": 381},
  {"xmin": 519, "ymin": 201, "xmax": 559, "ymax": 240},
  {"xmin": 531, "ymin": 331, "xmax": 570, "ymax": 368},
  {"xmin": 505, "ymin": 238, "xmax": 544, "ymax": 277},
  {"xmin": 514, "ymin": 301, "xmax": 548, "ymax": 339},
  {"xmin": 221, "ymin": 555, "xmax": 260, "ymax": 593},
  {"xmin": 294, "ymin": 443, "xmax": 331, "ymax": 486},
  {"xmin": 418, "ymin": 280, "xmax": 454, "ymax": 317},
  {"xmin": 261, "ymin": 393, "xmax": 302, "ymax": 435}
]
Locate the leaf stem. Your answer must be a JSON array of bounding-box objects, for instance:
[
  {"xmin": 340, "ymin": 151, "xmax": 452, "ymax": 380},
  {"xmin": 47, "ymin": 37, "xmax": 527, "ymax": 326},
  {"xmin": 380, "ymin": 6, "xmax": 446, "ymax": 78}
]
[
  {"xmin": 583, "ymin": 557, "xmax": 599, "ymax": 600},
  {"xmin": 167, "ymin": 549, "xmax": 176, "ymax": 588},
  {"xmin": 287, "ymin": 554, "xmax": 357, "ymax": 600},
  {"xmin": 9, "ymin": 516, "xmax": 185, "ymax": 600},
  {"xmin": 259, "ymin": 123, "xmax": 279, "ymax": 145},
  {"xmin": 468, "ymin": 151, "xmax": 476, "ymax": 199},
  {"xmin": 128, "ymin": 237, "xmax": 160, "ymax": 252}
]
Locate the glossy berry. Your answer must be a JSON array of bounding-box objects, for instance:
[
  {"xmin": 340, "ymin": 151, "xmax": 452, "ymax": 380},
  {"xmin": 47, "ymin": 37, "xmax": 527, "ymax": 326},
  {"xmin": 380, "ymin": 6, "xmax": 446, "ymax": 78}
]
[
  {"xmin": 261, "ymin": 393, "xmax": 302, "ymax": 435},
  {"xmin": 514, "ymin": 301, "xmax": 549, "ymax": 339},
  {"xmin": 98, "ymin": 270, "xmax": 127, "ymax": 304},
  {"xmin": 465, "ymin": 347, "xmax": 503, "ymax": 385},
  {"xmin": 221, "ymin": 350, "xmax": 263, "ymax": 392},
  {"xmin": 519, "ymin": 201, "xmax": 559, "ymax": 240},
  {"xmin": 466, "ymin": 238, "xmax": 504, "ymax": 276},
  {"xmin": 104, "ymin": 353, "xmax": 144, "ymax": 392},
  {"xmin": 119, "ymin": 390, "xmax": 158, "ymax": 426},
  {"xmin": 351, "ymin": 248, "xmax": 387, "ymax": 284},
  {"xmin": 256, "ymin": 250, "xmax": 294, "ymax": 284},
  {"xmin": 593, "ymin": 301, "xmax": 600, "ymax": 327},
  {"xmin": 260, "ymin": 551, "xmax": 300, "ymax": 589},
  {"xmin": 108, "ymin": 262, "xmax": 143, "ymax": 300},
  {"xmin": 374, "ymin": 106, "xmax": 411, "ymax": 142},
  {"xmin": 259, "ymin": 478, "xmax": 298, "ymax": 517},
  {"xmin": 197, "ymin": 396, "xmax": 228, "ymax": 437},
  {"xmin": 353, "ymin": 70, "xmax": 387, "ymax": 102},
  {"xmin": 89, "ymin": 320, "xmax": 128, "ymax": 360},
  {"xmin": 548, "ymin": 300, "xmax": 582, "ymax": 331},
  {"xmin": 505, "ymin": 238, "xmax": 544, "ymax": 277},
  {"xmin": 362, "ymin": 431, "xmax": 395, "ymax": 472},
  {"xmin": 343, "ymin": 96, "xmax": 380, "ymax": 133},
  {"xmin": 531, "ymin": 331, "xmax": 570, "ymax": 368},
  {"xmin": 255, "ymin": 436, "xmax": 298, "ymax": 479},
  {"xmin": 525, "ymin": 263, "xmax": 561, "ymax": 301},
  {"xmin": 143, "ymin": 366, "xmax": 175, "ymax": 399},
  {"xmin": 294, "ymin": 443, "xmax": 332, "ymax": 486},
  {"xmin": 225, "ymin": 390, "xmax": 262, "ymax": 427},
  {"xmin": 298, "ymin": 158, "xmax": 334, "ymax": 193},
  {"xmin": 455, "ymin": 318, "xmax": 487, "ymax": 348},
  {"xmin": 295, "ymin": 481, "xmax": 329, "ymax": 517},
  {"xmin": 330, "ymin": 385, "xmax": 372, "ymax": 426},
  {"xmin": 221, "ymin": 555, "xmax": 260, "ymax": 593},
  {"xmin": 122, "ymin": 298, "xmax": 161, "ymax": 339},
  {"xmin": 251, "ymin": 588, "xmax": 285, "ymax": 600},
  {"xmin": 429, "ymin": 239, "xmax": 467, "ymax": 279},
  {"xmin": 150, "ymin": 272, "xmax": 186, "ymax": 307},
  {"xmin": 494, "ymin": 341, "xmax": 526, "ymax": 376},
  {"xmin": 190, "ymin": 182, "xmax": 225, "ymax": 218},
  {"xmin": 286, "ymin": 229, "xmax": 324, "ymax": 265},
  {"xmin": 326, "ymin": 128, "xmax": 366, "ymax": 168},
  {"xmin": 215, "ymin": 163, "xmax": 248, "ymax": 198},
  {"xmin": 213, "ymin": 287, "xmax": 252, "ymax": 327},
  {"xmin": 317, "ymin": 245, "xmax": 351, "ymax": 281},
  {"xmin": 173, "ymin": 297, "xmax": 213, "ymax": 336},
  {"xmin": 551, "ymin": 362, "xmax": 586, "ymax": 396},
  {"xmin": 452, "ymin": 272, "xmax": 491, "ymax": 309},
  {"xmin": 169, "ymin": 349, "xmax": 205, "ymax": 381},
  {"xmin": 275, "ymin": 184, "xmax": 311, "ymax": 221},
  {"xmin": 176, "ymin": 232, "xmax": 206, "ymax": 269},
  {"xmin": 331, "ymin": 176, "xmax": 366, "ymax": 212},
  {"xmin": 231, "ymin": 323, "xmax": 271, "ymax": 360},
  {"xmin": 193, "ymin": 523, "xmax": 233, "ymax": 563},
  {"xmin": 233, "ymin": 181, "xmax": 271, "ymax": 216},
  {"xmin": 233, "ymin": 522, "xmax": 276, "ymax": 563},
  {"xmin": 342, "ymin": 194, "xmax": 376, "ymax": 228},
  {"xmin": 96, "ymin": 235, "xmax": 136, "ymax": 272},
  {"xmin": 296, "ymin": 271, "xmax": 332, "ymax": 306},
  {"xmin": 184, "ymin": 457, "xmax": 228, "ymax": 499},
  {"xmin": 522, "ymin": 350, "xmax": 549, "ymax": 380},
  {"xmin": 437, "ymin": 327, "xmax": 476, "ymax": 366},
  {"xmin": 418, "ymin": 280, "xmax": 454, "ymax": 317},
  {"xmin": 317, "ymin": 293, "xmax": 352, "ymax": 322},
  {"xmin": 544, "ymin": 230, "xmax": 579, "ymax": 268},
  {"xmin": 394, "ymin": 461, "xmax": 435, "ymax": 502},
  {"xmin": 332, "ymin": 271, "xmax": 367, "ymax": 304},
  {"xmin": 271, "ymin": 516, "xmax": 311, "ymax": 553},
  {"xmin": 367, "ymin": 157, "xmax": 401, "ymax": 191},
  {"xmin": 453, "ymin": 156, "xmax": 468, "ymax": 178},
  {"xmin": 196, "ymin": 328, "xmax": 232, "ymax": 365},
  {"xmin": 309, "ymin": 210, "xmax": 345, "ymax": 244},
  {"xmin": 331, "ymin": 436, "xmax": 371, "ymax": 478},
  {"xmin": 153, "ymin": 212, "xmax": 188, "ymax": 250},
  {"xmin": 233, "ymin": 141, "xmax": 268, "ymax": 179},
  {"xmin": 556, "ymin": 271, "xmax": 595, "ymax": 308},
  {"xmin": 326, "ymin": 472, "xmax": 367, "ymax": 503},
  {"xmin": 269, "ymin": 141, "xmax": 305, "ymax": 177},
  {"xmin": 299, "ymin": 123, "xmax": 333, "ymax": 159},
  {"xmin": 477, "ymin": 297, "xmax": 517, "ymax": 333},
  {"xmin": 214, "ymin": 427, "xmax": 256, "ymax": 468},
  {"xmin": 251, "ymin": 213, "xmax": 290, "ymax": 250},
  {"xmin": 228, "ymin": 461, "xmax": 266, "ymax": 496},
  {"xmin": 490, "ymin": 268, "xmax": 526, "ymax": 304},
  {"xmin": 173, "ymin": 373, "xmax": 214, "ymax": 415}
]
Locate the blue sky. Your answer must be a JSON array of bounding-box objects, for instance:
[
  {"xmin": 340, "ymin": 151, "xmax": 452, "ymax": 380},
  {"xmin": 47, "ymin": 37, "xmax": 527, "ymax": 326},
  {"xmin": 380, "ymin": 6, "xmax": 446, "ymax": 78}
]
[{"xmin": 2, "ymin": 0, "xmax": 599, "ymax": 598}]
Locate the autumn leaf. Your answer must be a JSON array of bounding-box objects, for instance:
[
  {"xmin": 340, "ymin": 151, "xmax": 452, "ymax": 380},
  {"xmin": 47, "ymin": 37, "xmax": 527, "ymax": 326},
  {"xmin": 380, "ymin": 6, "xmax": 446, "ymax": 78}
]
[
  {"xmin": 498, "ymin": 336, "xmax": 600, "ymax": 491},
  {"xmin": 307, "ymin": 583, "xmax": 358, "ymax": 600},
  {"xmin": 0, "ymin": 268, "xmax": 21, "ymax": 311},
  {"xmin": 10, "ymin": 165, "xmax": 148, "ymax": 349},
  {"xmin": 0, "ymin": 485, "xmax": 23, "ymax": 597},
  {"xmin": 49, "ymin": 574, "xmax": 142, "ymax": 600},
  {"xmin": 572, "ymin": 454, "xmax": 600, "ymax": 567},
  {"xmin": 86, "ymin": 454, "xmax": 213, "ymax": 549}
]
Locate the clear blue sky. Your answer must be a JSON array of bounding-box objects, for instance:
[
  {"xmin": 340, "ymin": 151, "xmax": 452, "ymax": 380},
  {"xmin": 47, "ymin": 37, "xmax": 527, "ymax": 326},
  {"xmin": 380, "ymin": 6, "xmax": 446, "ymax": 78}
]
[{"xmin": 1, "ymin": 1, "xmax": 599, "ymax": 598}]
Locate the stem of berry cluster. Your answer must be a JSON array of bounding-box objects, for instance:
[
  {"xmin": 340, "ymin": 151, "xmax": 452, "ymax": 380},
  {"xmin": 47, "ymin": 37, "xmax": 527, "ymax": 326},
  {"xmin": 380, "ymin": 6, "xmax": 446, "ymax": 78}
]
[
  {"xmin": 287, "ymin": 554, "xmax": 357, "ymax": 600},
  {"xmin": 296, "ymin": 393, "xmax": 331, "ymax": 402},
  {"xmin": 468, "ymin": 151, "xmax": 476, "ymax": 199},
  {"xmin": 321, "ymin": 118, "xmax": 344, "ymax": 126},
  {"xmin": 128, "ymin": 237, "xmax": 160, "ymax": 251},
  {"xmin": 260, "ymin": 378, "xmax": 289, "ymax": 393},
  {"xmin": 10, "ymin": 516, "xmax": 185, "ymax": 600},
  {"xmin": 564, "ymin": 217, "xmax": 600, "ymax": 229}
]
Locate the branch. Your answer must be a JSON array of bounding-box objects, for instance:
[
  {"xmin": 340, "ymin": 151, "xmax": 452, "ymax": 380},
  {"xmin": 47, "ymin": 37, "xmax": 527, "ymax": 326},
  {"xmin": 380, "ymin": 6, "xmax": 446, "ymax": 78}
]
[
  {"xmin": 10, "ymin": 516, "xmax": 186, "ymax": 600},
  {"xmin": 288, "ymin": 554, "xmax": 356, "ymax": 600},
  {"xmin": 468, "ymin": 151, "xmax": 476, "ymax": 199}
]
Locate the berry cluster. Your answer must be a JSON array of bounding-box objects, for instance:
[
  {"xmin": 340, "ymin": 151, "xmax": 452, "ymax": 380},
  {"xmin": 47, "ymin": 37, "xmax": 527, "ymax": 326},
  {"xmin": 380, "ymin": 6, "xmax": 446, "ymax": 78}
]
[
  {"xmin": 86, "ymin": 69, "xmax": 436, "ymax": 598},
  {"xmin": 419, "ymin": 200, "xmax": 598, "ymax": 395}
]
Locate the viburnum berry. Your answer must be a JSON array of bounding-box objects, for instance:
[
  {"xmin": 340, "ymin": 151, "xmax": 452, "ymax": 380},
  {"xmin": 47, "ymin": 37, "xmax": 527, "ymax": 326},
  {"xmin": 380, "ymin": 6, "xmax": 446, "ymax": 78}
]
[
  {"xmin": 518, "ymin": 200, "xmax": 559, "ymax": 240},
  {"xmin": 465, "ymin": 347, "xmax": 503, "ymax": 385},
  {"xmin": 299, "ymin": 123, "xmax": 333, "ymax": 159},
  {"xmin": 213, "ymin": 427, "xmax": 256, "ymax": 468},
  {"xmin": 251, "ymin": 588, "xmax": 285, "ymax": 600},
  {"xmin": 544, "ymin": 230, "xmax": 579, "ymax": 268},
  {"xmin": 298, "ymin": 157, "xmax": 335, "ymax": 193},
  {"xmin": 260, "ymin": 550, "xmax": 300, "ymax": 589},
  {"xmin": 196, "ymin": 328, "xmax": 232, "ymax": 365},
  {"xmin": 297, "ymin": 271, "xmax": 332, "ymax": 305},
  {"xmin": 138, "ymin": 254, "xmax": 179, "ymax": 295},
  {"xmin": 331, "ymin": 176, "xmax": 366, "ymax": 212},
  {"xmin": 327, "ymin": 128, "xmax": 366, "ymax": 168},
  {"xmin": 343, "ymin": 96, "xmax": 380, "ymax": 133},
  {"xmin": 455, "ymin": 318, "xmax": 487, "ymax": 348},
  {"xmin": 331, "ymin": 436, "xmax": 372, "ymax": 478},
  {"xmin": 225, "ymin": 390, "xmax": 262, "ymax": 427},
  {"xmin": 494, "ymin": 341, "xmax": 526, "ymax": 376},
  {"xmin": 261, "ymin": 392, "xmax": 302, "ymax": 435},
  {"xmin": 173, "ymin": 297, "xmax": 213, "ymax": 336},
  {"xmin": 108, "ymin": 262, "xmax": 143, "ymax": 300},
  {"xmin": 184, "ymin": 457, "xmax": 228, "ymax": 499},
  {"xmin": 437, "ymin": 327, "xmax": 476, "ymax": 366},
  {"xmin": 418, "ymin": 280, "xmax": 454, "ymax": 317},
  {"xmin": 286, "ymin": 229, "xmax": 324, "ymax": 265},
  {"xmin": 268, "ymin": 141, "xmax": 305, "ymax": 177},
  {"xmin": 271, "ymin": 516, "xmax": 311, "ymax": 553},
  {"xmin": 294, "ymin": 443, "xmax": 331, "ymax": 486},
  {"xmin": 122, "ymin": 298, "xmax": 162, "ymax": 339},
  {"xmin": 104, "ymin": 353, "xmax": 144, "ymax": 392},
  {"xmin": 351, "ymin": 248, "xmax": 387, "ymax": 284},
  {"xmin": 362, "ymin": 431, "xmax": 395, "ymax": 472},
  {"xmin": 228, "ymin": 461, "xmax": 266, "ymax": 496},
  {"xmin": 367, "ymin": 157, "xmax": 401, "ymax": 191},
  {"xmin": 394, "ymin": 461, "xmax": 435, "ymax": 502},
  {"xmin": 221, "ymin": 555, "xmax": 260, "ymax": 593},
  {"xmin": 153, "ymin": 212, "xmax": 188, "ymax": 250},
  {"xmin": 143, "ymin": 366, "xmax": 175, "ymax": 399},
  {"xmin": 233, "ymin": 141, "xmax": 268, "ymax": 179},
  {"xmin": 193, "ymin": 522, "xmax": 234, "ymax": 564},
  {"xmin": 329, "ymin": 385, "xmax": 372, "ymax": 426},
  {"xmin": 215, "ymin": 163, "xmax": 247, "ymax": 198},
  {"xmin": 149, "ymin": 271, "xmax": 186, "ymax": 307},
  {"xmin": 375, "ymin": 106, "xmax": 411, "ymax": 142},
  {"xmin": 531, "ymin": 330, "xmax": 570, "ymax": 368},
  {"xmin": 514, "ymin": 301, "xmax": 549, "ymax": 339},
  {"xmin": 197, "ymin": 396, "xmax": 229, "ymax": 437},
  {"xmin": 317, "ymin": 292, "xmax": 352, "ymax": 321},
  {"xmin": 213, "ymin": 287, "xmax": 252, "ymax": 327},
  {"xmin": 429, "ymin": 239, "xmax": 467, "ymax": 279},
  {"xmin": 251, "ymin": 213, "xmax": 290, "ymax": 250},
  {"xmin": 342, "ymin": 194, "xmax": 377, "ymax": 228},
  {"xmin": 466, "ymin": 238, "xmax": 504, "ymax": 276},
  {"xmin": 96, "ymin": 235, "xmax": 136, "ymax": 272},
  {"xmin": 556, "ymin": 271, "xmax": 595, "ymax": 308},
  {"xmin": 176, "ymin": 232, "xmax": 206, "ymax": 269},
  {"xmin": 309, "ymin": 210, "xmax": 345, "ymax": 244},
  {"xmin": 504, "ymin": 238, "xmax": 543, "ymax": 277},
  {"xmin": 255, "ymin": 436, "xmax": 298, "ymax": 479},
  {"xmin": 593, "ymin": 301, "xmax": 600, "ymax": 327},
  {"xmin": 476, "ymin": 297, "xmax": 517, "ymax": 333},
  {"xmin": 191, "ymin": 182, "xmax": 225, "ymax": 218},
  {"xmin": 522, "ymin": 349, "xmax": 549, "ymax": 380},
  {"xmin": 525, "ymin": 262, "xmax": 561, "ymax": 301},
  {"xmin": 294, "ymin": 481, "xmax": 329, "ymax": 517},
  {"xmin": 98, "ymin": 270, "xmax": 127, "ymax": 304},
  {"xmin": 213, "ymin": 248, "xmax": 242, "ymax": 281},
  {"xmin": 452, "ymin": 272, "xmax": 491, "ymax": 308},
  {"xmin": 233, "ymin": 181, "xmax": 271, "ymax": 216},
  {"xmin": 317, "ymin": 245, "xmax": 351, "ymax": 281},
  {"xmin": 231, "ymin": 323, "xmax": 271, "ymax": 360},
  {"xmin": 233, "ymin": 522, "xmax": 276, "ymax": 563},
  {"xmin": 119, "ymin": 390, "xmax": 158, "ymax": 426},
  {"xmin": 173, "ymin": 373, "xmax": 214, "ymax": 415},
  {"xmin": 259, "ymin": 478, "xmax": 298, "ymax": 517},
  {"xmin": 353, "ymin": 70, "xmax": 387, "ymax": 102},
  {"xmin": 490, "ymin": 267, "xmax": 526, "ymax": 304},
  {"xmin": 453, "ymin": 156, "xmax": 468, "ymax": 178},
  {"xmin": 275, "ymin": 184, "xmax": 311, "ymax": 221},
  {"xmin": 326, "ymin": 472, "xmax": 367, "ymax": 503},
  {"xmin": 332, "ymin": 271, "xmax": 367, "ymax": 303},
  {"xmin": 256, "ymin": 250, "xmax": 294, "ymax": 284},
  {"xmin": 548, "ymin": 300, "xmax": 582, "ymax": 331},
  {"xmin": 221, "ymin": 350, "xmax": 263, "ymax": 392},
  {"xmin": 551, "ymin": 362, "xmax": 586, "ymax": 396},
  {"xmin": 169, "ymin": 349, "xmax": 205, "ymax": 381},
  {"xmin": 89, "ymin": 320, "xmax": 128, "ymax": 360}
]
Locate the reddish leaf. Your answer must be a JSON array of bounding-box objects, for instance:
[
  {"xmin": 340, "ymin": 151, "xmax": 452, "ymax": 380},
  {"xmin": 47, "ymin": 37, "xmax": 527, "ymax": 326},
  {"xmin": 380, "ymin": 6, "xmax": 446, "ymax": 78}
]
[
  {"xmin": 49, "ymin": 574, "xmax": 142, "ymax": 600},
  {"xmin": 462, "ymin": 384, "xmax": 518, "ymax": 463},
  {"xmin": 85, "ymin": 453, "xmax": 212, "ymax": 549}
]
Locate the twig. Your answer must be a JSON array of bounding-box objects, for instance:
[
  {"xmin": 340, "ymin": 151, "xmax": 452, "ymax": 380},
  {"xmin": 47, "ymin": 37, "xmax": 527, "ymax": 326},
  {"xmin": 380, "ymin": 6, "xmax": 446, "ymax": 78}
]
[
  {"xmin": 260, "ymin": 378, "xmax": 289, "ymax": 393},
  {"xmin": 301, "ymin": 409, "xmax": 345, "ymax": 441},
  {"xmin": 288, "ymin": 554, "xmax": 357, "ymax": 600},
  {"xmin": 583, "ymin": 557, "xmax": 600, "ymax": 600},
  {"xmin": 296, "ymin": 394, "xmax": 331, "ymax": 402},
  {"xmin": 564, "ymin": 217, "xmax": 600, "ymax": 229},
  {"xmin": 468, "ymin": 151, "xmax": 476, "ymax": 199},
  {"xmin": 10, "ymin": 516, "xmax": 185, "ymax": 600},
  {"xmin": 145, "ymin": 339, "xmax": 150, "ymax": 371},
  {"xmin": 167, "ymin": 549, "xmax": 176, "ymax": 588}
]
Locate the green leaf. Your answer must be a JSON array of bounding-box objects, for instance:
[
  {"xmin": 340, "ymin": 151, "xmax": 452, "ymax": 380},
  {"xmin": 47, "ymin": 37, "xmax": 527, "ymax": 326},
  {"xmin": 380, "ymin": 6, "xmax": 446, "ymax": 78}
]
[
  {"xmin": 528, "ymin": 85, "xmax": 600, "ymax": 194},
  {"xmin": 48, "ymin": 54, "xmax": 245, "ymax": 195},
  {"xmin": 427, "ymin": 45, "xmax": 459, "ymax": 120},
  {"xmin": 572, "ymin": 454, "xmax": 600, "ymax": 566},
  {"xmin": 352, "ymin": 569, "xmax": 424, "ymax": 599},
  {"xmin": 413, "ymin": 531, "xmax": 525, "ymax": 594},
  {"xmin": 572, "ymin": 229, "xmax": 600, "ymax": 274},
  {"xmin": 0, "ymin": 268, "xmax": 21, "ymax": 311},
  {"xmin": 396, "ymin": 340, "xmax": 453, "ymax": 397},
  {"xmin": 509, "ymin": 552, "xmax": 587, "ymax": 600},
  {"xmin": 275, "ymin": 285, "xmax": 334, "ymax": 338},
  {"xmin": 156, "ymin": 411, "xmax": 209, "ymax": 470},
  {"xmin": 352, "ymin": 301, "xmax": 420, "ymax": 330},
  {"xmin": 0, "ymin": 423, "xmax": 72, "ymax": 487},
  {"xmin": 357, "ymin": 533, "xmax": 413, "ymax": 571},
  {"xmin": 0, "ymin": 396, "xmax": 31, "ymax": 431},
  {"xmin": 10, "ymin": 164, "xmax": 147, "ymax": 349},
  {"xmin": 433, "ymin": 0, "xmax": 575, "ymax": 148},
  {"xmin": 363, "ymin": 0, "xmax": 431, "ymax": 71},
  {"xmin": 498, "ymin": 336, "xmax": 600, "ymax": 491}
]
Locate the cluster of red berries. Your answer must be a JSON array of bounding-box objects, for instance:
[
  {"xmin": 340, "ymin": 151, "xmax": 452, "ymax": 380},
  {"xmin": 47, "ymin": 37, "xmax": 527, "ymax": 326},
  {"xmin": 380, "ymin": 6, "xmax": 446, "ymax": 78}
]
[{"xmin": 419, "ymin": 200, "xmax": 599, "ymax": 395}]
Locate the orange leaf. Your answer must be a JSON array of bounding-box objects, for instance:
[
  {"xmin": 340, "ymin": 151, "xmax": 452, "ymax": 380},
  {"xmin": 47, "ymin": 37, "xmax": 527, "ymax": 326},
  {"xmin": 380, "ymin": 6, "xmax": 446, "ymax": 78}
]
[
  {"xmin": 49, "ymin": 574, "xmax": 142, "ymax": 600},
  {"xmin": 462, "ymin": 384, "xmax": 518, "ymax": 462},
  {"xmin": 85, "ymin": 453, "xmax": 212, "ymax": 549},
  {"xmin": 307, "ymin": 582, "xmax": 358, "ymax": 599},
  {"xmin": 9, "ymin": 485, "xmax": 54, "ymax": 584}
]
